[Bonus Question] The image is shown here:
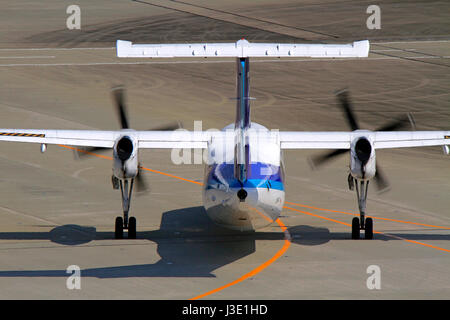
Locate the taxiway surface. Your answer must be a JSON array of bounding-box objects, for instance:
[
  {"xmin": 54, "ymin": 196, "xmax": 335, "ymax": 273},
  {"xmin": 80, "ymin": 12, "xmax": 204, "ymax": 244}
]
[{"xmin": 0, "ymin": 0, "xmax": 448, "ymax": 299}]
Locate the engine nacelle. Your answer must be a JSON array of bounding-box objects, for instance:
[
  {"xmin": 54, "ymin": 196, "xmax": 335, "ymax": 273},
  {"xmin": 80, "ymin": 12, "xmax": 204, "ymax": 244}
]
[
  {"xmin": 350, "ymin": 134, "xmax": 376, "ymax": 181},
  {"xmin": 113, "ymin": 134, "xmax": 138, "ymax": 179}
]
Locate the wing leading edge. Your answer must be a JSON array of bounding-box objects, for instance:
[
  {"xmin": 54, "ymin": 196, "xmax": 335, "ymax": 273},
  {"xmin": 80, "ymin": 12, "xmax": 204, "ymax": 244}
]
[
  {"xmin": 0, "ymin": 129, "xmax": 448, "ymax": 151},
  {"xmin": 279, "ymin": 131, "xmax": 450, "ymax": 150},
  {"xmin": 0, "ymin": 129, "xmax": 221, "ymax": 149}
]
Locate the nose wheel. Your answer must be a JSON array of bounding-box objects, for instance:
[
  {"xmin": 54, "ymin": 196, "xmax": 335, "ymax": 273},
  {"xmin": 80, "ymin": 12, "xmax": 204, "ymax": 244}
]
[
  {"xmin": 114, "ymin": 178, "xmax": 137, "ymax": 239},
  {"xmin": 115, "ymin": 216, "xmax": 137, "ymax": 239},
  {"xmin": 351, "ymin": 216, "xmax": 373, "ymax": 239},
  {"xmin": 351, "ymin": 179, "xmax": 374, "ymax": 240}
]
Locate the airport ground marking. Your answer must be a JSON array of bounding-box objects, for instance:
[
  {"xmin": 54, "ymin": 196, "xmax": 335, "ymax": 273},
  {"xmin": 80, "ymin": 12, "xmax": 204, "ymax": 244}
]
[
  {"xmin": 58, "ymin": 145, "xmax": 114, "ymax": 160},
  {"xmin": 285, "ymin": 201, "xmax": 450, "ymax": 230},
  {"xmin": 189, "ymin": 218, "xmax": 291, "ymax": 300},
  {"xmin": 0, "ymin": 56, "xmax": 55, "ymax": 59},
  {"xmin": 59, "ymin": 145, "xmax": 202, "ymax": 184},
  {"xmin": 283, "ymin": 205, "xmax": 351, "ymax": 227},
  {"xmin": 249, "ymin": 206, "xmax": 274, "ymax": 224},
  {"xmin": 283, "ymin": 205, "xmax": 450, "ymax": 253},
  {"xmin": 139, "ymin": 166, "xmax": 203, "ymax": 186}
]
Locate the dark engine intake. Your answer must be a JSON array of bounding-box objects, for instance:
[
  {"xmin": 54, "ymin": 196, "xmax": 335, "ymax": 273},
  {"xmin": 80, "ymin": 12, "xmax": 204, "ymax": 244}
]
[
  {"xmin": 116, "ymin": 136, "xmax": 133, "ymax": 161},
  {"xmin": 355, "ymin": 137, "xmax": 372, "ymax": 164}
]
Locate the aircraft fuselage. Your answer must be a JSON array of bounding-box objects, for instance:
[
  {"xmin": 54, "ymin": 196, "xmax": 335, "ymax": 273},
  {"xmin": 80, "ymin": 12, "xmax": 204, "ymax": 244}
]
[{"xmin": 202, "ymin": 123, "xmax": 285, "ymax": 231}]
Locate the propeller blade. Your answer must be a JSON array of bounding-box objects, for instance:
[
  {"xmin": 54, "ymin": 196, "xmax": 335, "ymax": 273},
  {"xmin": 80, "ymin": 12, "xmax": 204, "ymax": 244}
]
[
  {"xmin": 376, "ymin": 112, "xmax": 416, "ymax": 132},
  {"xmin": 407, "ymin": 112, "xmax": 416, "ymax": 130},
  {"xmin": 336, "ymin": 89, "xmax": 359, "ymax": 131},
  {"xmin": 374, "ymin": 163, "xmax": 390, "ymax": 193},
  {"xmin": 146, "ymin": 121, "xmax": 183, "ymax": 131},
  {"xmin": 309, "ymin": 148, "xmax": 349, "ymax": 169},
  {"xmin": 112, "ymin": 86, "xmax": 129, "ymax": 129}
]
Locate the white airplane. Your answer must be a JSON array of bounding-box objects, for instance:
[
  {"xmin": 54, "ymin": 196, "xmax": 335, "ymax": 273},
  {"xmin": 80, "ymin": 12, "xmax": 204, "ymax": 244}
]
[{"xmin": 0, "ymin": 39, "xmax": 448, "ymax": 240}]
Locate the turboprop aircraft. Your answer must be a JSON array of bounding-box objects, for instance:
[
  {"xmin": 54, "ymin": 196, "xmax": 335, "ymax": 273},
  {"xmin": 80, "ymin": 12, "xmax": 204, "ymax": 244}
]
[{"xmin": 0, "ymin": 39, "xmax": 448, "ymax": 240}]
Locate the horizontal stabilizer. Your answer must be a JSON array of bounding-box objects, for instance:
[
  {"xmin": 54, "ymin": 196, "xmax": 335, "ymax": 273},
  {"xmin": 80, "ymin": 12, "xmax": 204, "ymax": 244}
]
[{"xmin": 117, "ymin": 39, "xmax": 370, "ymax": 58}]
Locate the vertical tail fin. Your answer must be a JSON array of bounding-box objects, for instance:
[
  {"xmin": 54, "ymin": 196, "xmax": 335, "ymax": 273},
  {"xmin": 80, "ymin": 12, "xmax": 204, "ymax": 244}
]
[
  {"xmin": 235, "ymin": 57, "xmax": 251, "ymax": 130},
  {"xmin": 234, "ymin": 57, "xmax": 251, "ymax": 184}
]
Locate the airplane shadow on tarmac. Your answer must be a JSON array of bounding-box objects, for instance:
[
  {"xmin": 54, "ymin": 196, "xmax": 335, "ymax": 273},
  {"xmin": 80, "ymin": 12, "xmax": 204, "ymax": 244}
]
[{"xmin": 0, "ymin": 206, "xmax": 448, "ymax": 279}]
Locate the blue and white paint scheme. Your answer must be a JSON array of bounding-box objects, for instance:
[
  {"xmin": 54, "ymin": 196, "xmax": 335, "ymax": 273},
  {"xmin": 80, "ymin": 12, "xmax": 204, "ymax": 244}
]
[{"xmin": 203, "ymin": 123, "xmax": 285, "ymax": 231}]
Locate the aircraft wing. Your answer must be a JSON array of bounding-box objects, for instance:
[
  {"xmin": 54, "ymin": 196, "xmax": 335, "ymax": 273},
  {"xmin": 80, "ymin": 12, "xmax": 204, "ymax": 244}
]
[
  {"xmin": 0, "ymin": 129, "xmax": 448, "ymax": 151},
  {"xmin": 0, "ymin": 129, "xmax": 118, "ymax": 148},
  {"xmin": 136, "ymin": 130, "xmax": 217, "ymax": 149},
  {"xmin": 372, "ymin": 131, "xmax": 450, "ymax": 149},
  {"xmin": 279, "ymin": 131, "xmax": 450, "ymax": 150},
  {"xmin": 0, "ymin": 129, "xmax": 219, "ymax": 149},
  {"xmin": 279, "ymin": 132, "xmax": 352, "ymax": 149}
]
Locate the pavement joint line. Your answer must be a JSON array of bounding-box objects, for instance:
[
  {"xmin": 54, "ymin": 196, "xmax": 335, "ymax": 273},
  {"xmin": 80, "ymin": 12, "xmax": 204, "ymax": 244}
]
[
  {"xmin": 0, "ymin": 47, "xmax": 115, "ymax": 51},
  {"xmin": 0, "ymin": 56, "xmax": 55, "ymax": 59},
  {"xmin": 0, "ymin": 55, "xmax": 449, "ymax": 68},
  {"xmin": 0, "ymin": 39, "xmax": 447, "ymax": 52}
]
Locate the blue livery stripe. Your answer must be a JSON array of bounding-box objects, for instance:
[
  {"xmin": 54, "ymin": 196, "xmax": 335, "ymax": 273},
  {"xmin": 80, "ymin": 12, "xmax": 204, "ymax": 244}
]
[{"xmin": 206, "ymin": 162, "xmax": 285, "ymax": 191}]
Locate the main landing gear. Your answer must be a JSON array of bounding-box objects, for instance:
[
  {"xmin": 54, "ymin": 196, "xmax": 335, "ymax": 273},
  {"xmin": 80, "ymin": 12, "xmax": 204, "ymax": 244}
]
[
  {"xmin": 114, "ymin": 178, "xmax": 137, "ymax": 239},
  {"xmin": 349, "ymin": 175, "xmax": 373, "ymax": 240}
]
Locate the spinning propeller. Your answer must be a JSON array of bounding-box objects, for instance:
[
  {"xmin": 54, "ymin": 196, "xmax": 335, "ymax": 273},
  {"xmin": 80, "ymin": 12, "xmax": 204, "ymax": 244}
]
[
  {"xmin": 76, "ymin": 86, "xmax": 182, "ymax": 193},
  {"xmin": 309, "ymin": 89, "xmax": 415, "ymax": 193}
]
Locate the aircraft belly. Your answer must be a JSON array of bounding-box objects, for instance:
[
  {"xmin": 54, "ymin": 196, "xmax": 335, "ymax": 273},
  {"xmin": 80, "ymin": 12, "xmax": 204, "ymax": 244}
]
[{"xmin": 203, "ymin": 187, "xmax": 284, "ymax": 231}]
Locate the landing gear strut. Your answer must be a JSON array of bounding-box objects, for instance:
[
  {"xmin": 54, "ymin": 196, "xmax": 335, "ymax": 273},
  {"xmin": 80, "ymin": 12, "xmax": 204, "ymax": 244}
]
[
  {"xmin": 351, "ymin": 179, "xmax": 373, "ymax": 240},
  {"xmin": 114, "ymin": 178, "xmax": 137, "ymax": 239}
]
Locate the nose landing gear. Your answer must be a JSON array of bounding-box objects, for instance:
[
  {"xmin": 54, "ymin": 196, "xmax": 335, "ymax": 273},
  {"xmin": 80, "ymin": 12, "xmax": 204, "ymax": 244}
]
[
  {"xmin": 351, "ymin": 179, "xmax": 374, "ymax": 239},
  {"xmin": 114, "ymin": 178, "xmax": 137, "ymax": 239}
]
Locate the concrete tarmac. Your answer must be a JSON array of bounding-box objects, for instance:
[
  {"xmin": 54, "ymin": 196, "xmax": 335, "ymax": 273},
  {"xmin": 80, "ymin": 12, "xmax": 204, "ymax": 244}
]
[{"xmin": 0, "ymin": 0, "xmax": 448, "ymax": 299}]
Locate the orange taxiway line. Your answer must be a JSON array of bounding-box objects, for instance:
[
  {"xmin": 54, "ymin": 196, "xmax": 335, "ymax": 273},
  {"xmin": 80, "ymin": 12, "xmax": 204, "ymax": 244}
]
[
  {"xmin": 249, "ymin": 206, "xmax": 274, "ymax": 224},
  {"xmin": 385, "ymin": 233, "xmax": 450, "ymax": 253},
  {"xmin": 285, "ymin": 201, "xmax": 450, "ymax": 230},
  {"xmin": 284, "ymin": 205, "xmax": 450, "ymax": 253},
  {"xmin": 58, "ymin": 144, "xmax": 113, "ymax": 160},
  {"xmin": 59, "ymin": 145, "xmax": 203, "ymax": 185},
  {"xmin": 283, "ymin": 205, "xmax": 351, "ymax": 227},
  {"xmin": 189, "ymin": 218, "xmax": 291, "ymax": 300},
  {"xmin": 139, "ymin": 166, "xmax": 203, "ymax": 186}
]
